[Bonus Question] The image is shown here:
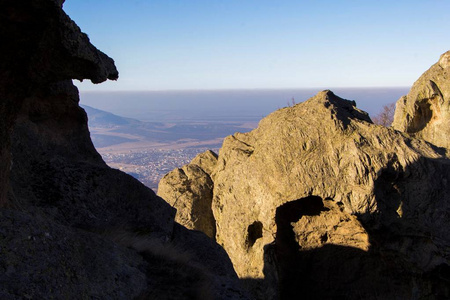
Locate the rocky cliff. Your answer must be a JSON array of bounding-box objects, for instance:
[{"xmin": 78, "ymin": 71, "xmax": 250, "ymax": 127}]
[
  {"xmin": 161, "ymin": 90, "xmax": 450, "ymax": 299},
  {"xmin": 393, "ymin": 51, "xmax": 450, "ymax": 149},
  {"xmin": 0, "ymin": 0, "xmax": 118, "ymax": 207},
  {"xmin": 0, "ymin": 1, "xmax": 249, "ymax": 299}
]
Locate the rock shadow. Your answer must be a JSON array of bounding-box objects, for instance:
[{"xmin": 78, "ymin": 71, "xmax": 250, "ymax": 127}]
[{"xmin": 273, "ymin": 195, "xmax": 327, "ymax": 297}]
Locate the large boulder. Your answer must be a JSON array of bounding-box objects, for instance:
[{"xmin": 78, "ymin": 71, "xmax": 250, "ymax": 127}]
[
  {"xmin": 158, "ymin": 150, "xmax": 218, "ymax": 238},
  {"xmin": 393, "ymin": 50, "xmax": 450, "ymax": 149},
  {"xmin": 164, "ymin": 90, "xmax": 450, "ymax": 299}
]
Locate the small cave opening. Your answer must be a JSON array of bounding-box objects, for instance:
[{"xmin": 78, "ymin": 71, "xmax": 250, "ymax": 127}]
[
  {"xmin": 408, "ymin": 99, "xmax": 433, "ymax": 133},
  {"xmin": 246, "ymin": 221, "xmax": 263, "ymax": 249},
  {"xmin": 275, "ymin": 196, "xmax": 326, "ymax": 254}
]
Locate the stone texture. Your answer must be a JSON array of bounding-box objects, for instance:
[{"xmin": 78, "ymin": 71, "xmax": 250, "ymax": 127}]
[
  {"xmin": 171, "ymin": 223, "xmax": 251, "ymax": 299},
  {"xmin": 168, "ymin": 90, "xmax": 450, "ymax": 299},
  {"xmin": 393, "ymin": 50, "xmax": 450, "ymax": 149},
  {"xmin": 158, "ymin": 150, "xmax": 218, "ymax": 238},
  {"xmin": 0, "ymin": 209, "xmax": 250, "ymax": 300},
  {"xmin": 191, "ymin": 150, "xmax": 219, "ymax": 176},
  {"xmin": 292, "ymin": 199, "xmax": 369, "ymax": 251},
  {"xmin": 0, "ymin": 209, "xmax": 147, "ymax": 299}
]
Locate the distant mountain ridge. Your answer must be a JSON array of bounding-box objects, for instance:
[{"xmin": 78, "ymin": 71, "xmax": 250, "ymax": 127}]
[
  {"xmin": 81, "ymin": 104, "xmax": 142, "ymax": 128},
  {"xmin": 82, "ymin": 104, "xmax": 255, "ymax": 149}
]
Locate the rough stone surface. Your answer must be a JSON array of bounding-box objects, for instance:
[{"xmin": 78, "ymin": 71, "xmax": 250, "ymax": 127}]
[
  {"xmin": 0, "ymin": 1, "xmax": 249, "ymax": 299},
  {"xmin": 158, "ymin": 150, "xmax": 218, "ymax": 238},
  {"xmin": 292, "ymin": 199, "xmax": 369, "ymax": 251},
  {"xmin": 169, "ymin": 90, "xmax": 450, "ymax": 299},
  {"xmin": 191, "ymin": 150, "xmax": 219, "ymax": 176},
  {"xmin": 0, "ymin": 209, "xmax": 250, "ymax": 300},
  {"xmin": 106, "ymin": 224, "xmax": 250, "ymax": 300},
  {"xmin": 171, "ymin": 223, "xmax": 251, "ymax": 299},
  {"xmin": 0, "ymin": 209, "xmax": 147, "ymax": 300},
  {"xmin": 393, "ymin": 50, "xmax": 450, "ymax": 149}
]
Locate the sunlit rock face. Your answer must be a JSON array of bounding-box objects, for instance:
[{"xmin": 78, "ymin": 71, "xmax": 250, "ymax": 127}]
[
  {"xmin": 158, "ymin": 150, "xmax": 218, "ymax": 239},
  {"xmin": 393, "ymin": 50, "xmax": 450, "ymax": 149},
  {"xmin": 0, "ymin": 1, "xmax": 250, "ymax": 299},
  {"xmin": 165, "ymin": 90, "xmax": 450, "ymax": 299}
]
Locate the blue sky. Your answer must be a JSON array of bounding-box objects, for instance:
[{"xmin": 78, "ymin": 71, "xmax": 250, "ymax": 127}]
[{"xmin": 64, "ymin": 0, "xmax": 450, "ymax": 91}]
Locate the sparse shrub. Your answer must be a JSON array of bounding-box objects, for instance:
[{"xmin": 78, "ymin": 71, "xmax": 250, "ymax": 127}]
[
  {"xmin": 372, "ymin": 103, "xmax": 395, "ymax": 126},
  {"xmin": 287, "ymin": 97, "xmax": 296, "ymax": 107}
]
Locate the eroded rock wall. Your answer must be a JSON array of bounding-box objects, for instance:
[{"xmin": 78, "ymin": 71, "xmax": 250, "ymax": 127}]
[
  {"xmin": 393, "ymin": 51, "xmax": 450, "ymax": 149},
  {"xmin": 0, "ymin": 0, "xmax": 118, "ymax": 206}
]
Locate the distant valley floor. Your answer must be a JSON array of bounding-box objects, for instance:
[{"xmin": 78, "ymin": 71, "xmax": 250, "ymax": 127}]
[{"xmin": 83, "ymin": 105, "xmax": 256, "ymax": 190}]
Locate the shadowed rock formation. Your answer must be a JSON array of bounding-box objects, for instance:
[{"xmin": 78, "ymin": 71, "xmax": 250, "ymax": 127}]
[
  {"xmin": 164, "ymin": 90, "xmax": 450, "ymax": 299},
  {"xmin": 0, "ymin": 1, "xmax": 249, "ymax": 299},
  {"xmin": 393, "ymin": 50, "xmax": 450, "ymax": 149},
  {"xmin": 0, "ymin": 0, "xmax": 118, "ymax": 207}
]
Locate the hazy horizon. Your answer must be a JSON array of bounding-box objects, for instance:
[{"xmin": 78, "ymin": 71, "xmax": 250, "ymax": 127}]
[{"xmin": 79, "ymin": 87, "xmax": 409, "ymax": 123}]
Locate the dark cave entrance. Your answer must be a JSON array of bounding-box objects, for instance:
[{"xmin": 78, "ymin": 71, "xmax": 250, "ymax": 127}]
[
  {"xmin": 408, "ymin": 99, "xmax": 434, "ymax": 133},
  {"xmin": 273, "ymin": 196, "xmax": 327, "ymax": 299},
  {"xmin": 246, "ymin": 221, "xmax": 263, "ymax": 249},
  {"xmin": 275, "ymin": 196, "xmax": 325, "ymax": 255}
]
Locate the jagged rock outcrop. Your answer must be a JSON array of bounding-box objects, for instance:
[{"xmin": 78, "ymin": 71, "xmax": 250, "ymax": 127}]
[
  {"xmin": 166, "ymin": 90, "xmax": 450, "ymax": 299},
  {"xmin": 0, "ymin": 0, "xmax": 118, "ymax": 207},
  {"xmin": 393, "ymin": 50, "xmax": 450, "ymax": 149},
  {"xmin": 0, "ymin": 0, "xmax": 120, "ymax": 206},
  {"xmin": 0, "ymin": 1, "xmax": 249, "ymax": 299},
  {"xmin": 158, "ymin": 150, "xmax": 217, "ymax": 238}
]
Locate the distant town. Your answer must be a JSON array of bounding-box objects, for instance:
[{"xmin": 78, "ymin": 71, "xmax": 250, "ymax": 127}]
[
  {"xmin": 81, "ymin": 104, "xmax": 243, "ymax": 192},
  {"xmin": 100, "ymin": 148, "xmax": 219, "ymax": 191}
]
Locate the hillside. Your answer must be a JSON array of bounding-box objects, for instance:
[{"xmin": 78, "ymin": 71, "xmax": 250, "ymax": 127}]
[{"xmin": 81, "ymin": 104, "xmax": 143, "ymax": 127}]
